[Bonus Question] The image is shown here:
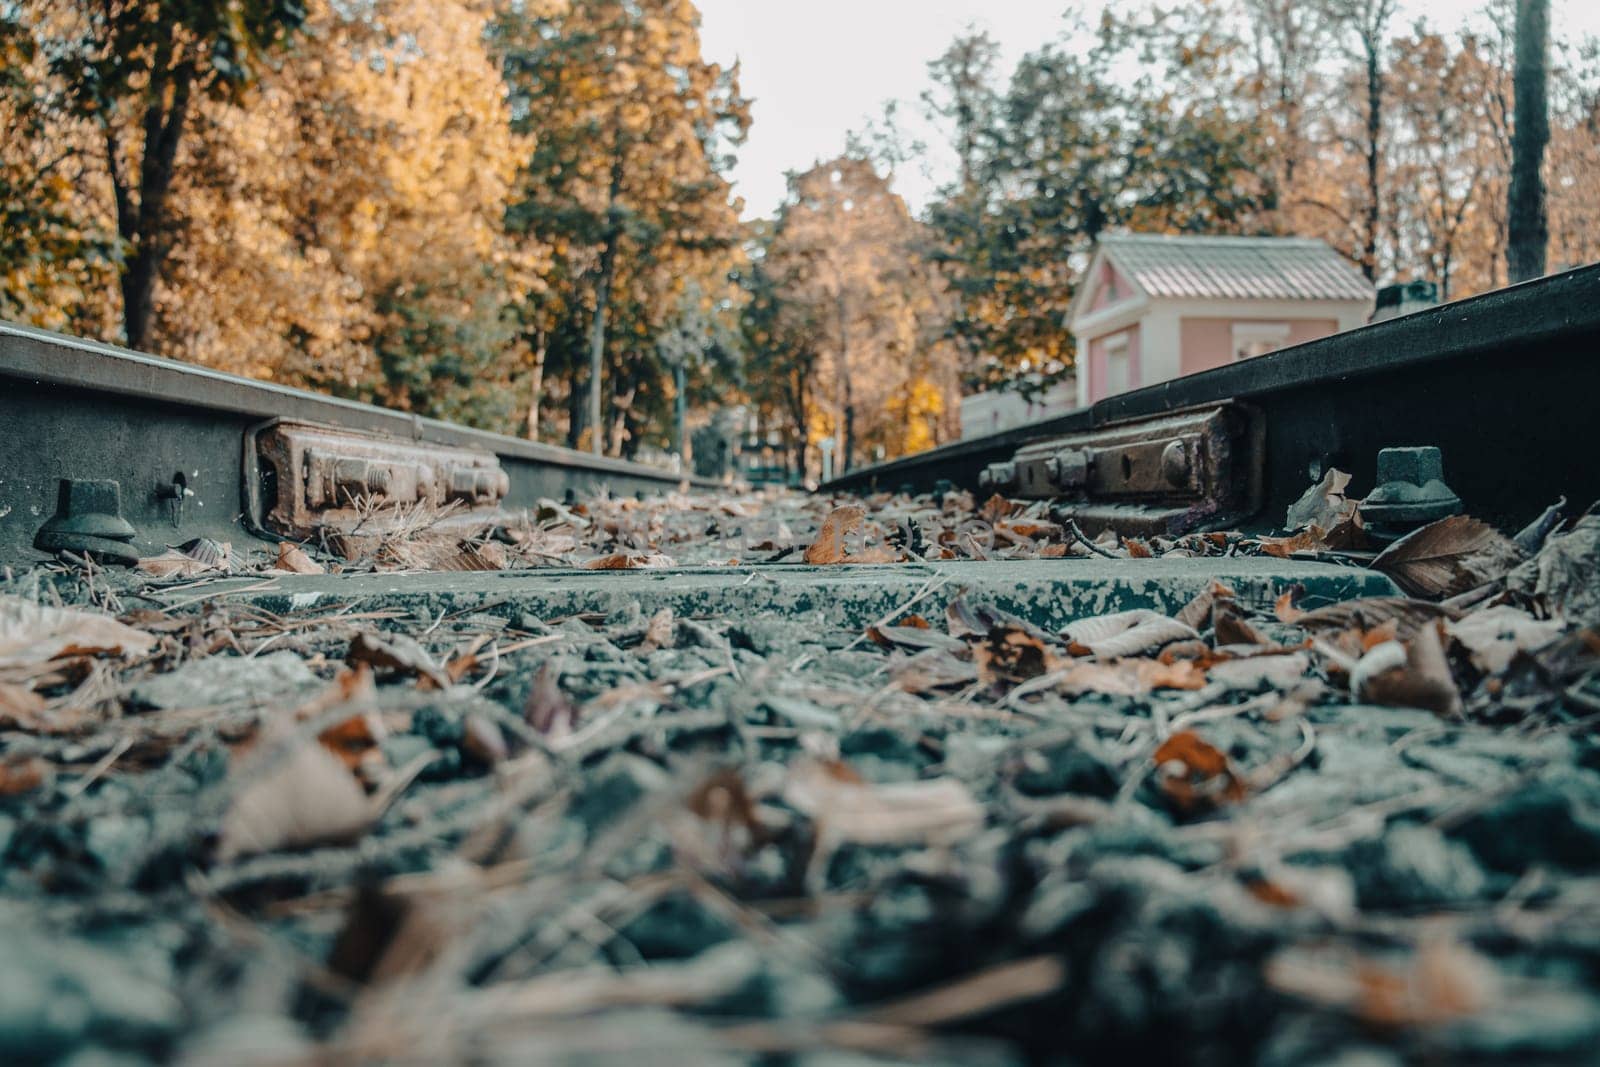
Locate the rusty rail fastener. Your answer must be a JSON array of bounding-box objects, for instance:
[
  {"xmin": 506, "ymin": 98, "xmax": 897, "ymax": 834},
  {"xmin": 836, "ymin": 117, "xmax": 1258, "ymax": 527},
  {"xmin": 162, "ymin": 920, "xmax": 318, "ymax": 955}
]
[{"xmin": 33, "ymin": 479, "xmax": 141, "ymax": 566}]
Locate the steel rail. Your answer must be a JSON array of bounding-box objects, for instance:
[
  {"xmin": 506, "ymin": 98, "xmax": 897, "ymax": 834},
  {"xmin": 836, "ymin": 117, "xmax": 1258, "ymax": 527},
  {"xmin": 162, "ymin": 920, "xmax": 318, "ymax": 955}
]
[
  {"xmin": 823, "ymin": 263, "xmax": 1600, "ymax": 534},
  {"xmin": 0, "ymin": 320, "xmax": 710, "ymax": 562}
]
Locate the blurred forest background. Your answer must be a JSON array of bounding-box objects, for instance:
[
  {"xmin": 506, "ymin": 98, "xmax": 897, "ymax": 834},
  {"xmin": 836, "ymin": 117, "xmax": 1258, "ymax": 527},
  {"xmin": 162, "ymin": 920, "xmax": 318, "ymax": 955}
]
[{"xmin": 1, "ymin": 0, "xmax": 1597, "ymax": 473}]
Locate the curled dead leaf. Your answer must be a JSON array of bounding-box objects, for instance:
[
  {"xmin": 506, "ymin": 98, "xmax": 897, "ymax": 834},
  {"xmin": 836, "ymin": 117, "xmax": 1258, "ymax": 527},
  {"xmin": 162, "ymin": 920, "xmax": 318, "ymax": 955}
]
[
  {"xmin": 0, "ymin": 754, "xmax": 51, "ymax": 796},
  {"xmin": 1152, "ymin": 730, "xmax": 1248, "ymax": 812},
  {"xmin": 1062, "ymin": 610, "xmax": 1198, "ymax": 658},
  {"xmin": 347, "ymin": 632, "xmax": 451, "ymax": 689},
  {"xmin": 1352, "ymin": 621, "xmax": 1462, "ymax": 717},
  {"xmin": 1371, "ymin": 515, "xmax": 1523, "ymax": 598},
  {"xmin": 0, "ymin": 595, "xmax": 157, "ymax": 670},
  {"xmin": 583, "ymin": 552, "xmax": 676, "ymax": 570},
  {"xmin": 217, "ymin": 739, "xmax": 374, "ymax": 861},
  {"xmin": 274, "ymin": 541, "xmax": 325, "ymax": 575},
  {"xmin": 974, "ymin": 624, "xmax": 1053, "ymax": 686},
  {"xmin": 784, "ymin": 759, "xmax": 983, "ymax": 846},
  {"xmin": 803, "ymin": 504, "xmax": 864, "ymax": 565}
]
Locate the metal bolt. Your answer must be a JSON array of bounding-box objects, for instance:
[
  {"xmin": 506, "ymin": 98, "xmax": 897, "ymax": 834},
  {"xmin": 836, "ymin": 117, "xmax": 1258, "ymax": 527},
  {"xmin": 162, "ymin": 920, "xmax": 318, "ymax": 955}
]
[
  {"xmin": 34, "ymin": 479, "xmax": 141, "ymax": 566},
  {"xmin": 978, "ymin": 461, "xmax": 1017, "ymax": 492},
  {"xmin": 1362, "ymin": 445, "xmax": 1462, "ymax": 538},
  {"xmin": 1044, "ymin": 448, "xmax": 1091, "ymax": 489},
  {"xmin": 1161, "ymin": 440, "xmax": 1192, "ymax": 487},
  {"xmin": 1375, "ymin": 446, "xmax": 1444, "ymax": 487}
]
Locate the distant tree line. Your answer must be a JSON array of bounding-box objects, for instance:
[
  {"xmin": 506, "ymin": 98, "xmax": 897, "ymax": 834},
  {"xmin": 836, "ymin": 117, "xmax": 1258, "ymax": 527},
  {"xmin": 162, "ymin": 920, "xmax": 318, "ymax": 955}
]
[{"xmin": 0, "ymin": 1, "xmax": 1593, "ymax": 476}]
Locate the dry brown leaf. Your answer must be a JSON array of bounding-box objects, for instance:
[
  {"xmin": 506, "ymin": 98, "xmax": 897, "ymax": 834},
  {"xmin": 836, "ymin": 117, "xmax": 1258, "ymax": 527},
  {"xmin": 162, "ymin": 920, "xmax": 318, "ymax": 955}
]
[
  {"xmin": 582, "ymin": 552, "xmax": 675, "ymax": 570},
  {"xmin": 1062, "ymin": 610, "xmax": 1199, "ymax": 658},
  {"xmin": 1267, "ymin": 939, "xmax": 1495, "ymax": 1029},
  {"xmin": 974, "ymin": 625, "xmax": 1053, "ymax": 686},
  {"xmin": 1152, "ymin": 730, "xmax": 1248, "ymax": 812},
  {"xmin": 347, "ymin": 632, "xmax": 451, "ymax": 689},
  {"xmin": 1056, "ymin": 657, "xmax": 1207, "ymax": 696},
  {"xmin": 1353, "ymin": 622, "xmax": 1462, "ymax": 717},
  {"xmin": 1274, "ymin": 590, "xmax": 1305, "ymax": 624},
  {"xmin": 524, "ymin": 662, "xmax": 578, "ymax": 737},
  {"xmin": 891, "ymin": 648, "xmax": 981, "ymax": 694},
  {"xmin": 640, "ymin": 607, "xmax": 676, "ymax": 652},
  {"xmin": 1176, "ymin": 580, "xmax": 1236, "ymax": 631},
  {"xmin": 461, "ymin": 713, "xmax": 509, "ymax": 767},
  {"xmin": 1123, "ymin": 538, "xmax": 1155, "ymax": 559},
  {"xmin": 1446, "ymin": 606, "xmax": 1564, "ymax": 675},
  {"xmin": 1214, "ymin": 605, "xmax": 1269, "ymax": 646},
  {"xmin": 217, "ymin": 739, "xmax": 373, "ymax": 861},
  {"xmin": 845, "ymin": 543, "xmax": 902, "ymax": 564},
  {"xmin": 0, "ymin": 596, "xmax": 158, "ymax": 670},
  {"xmin": 1208, "ymin": 652, "xmax": 1313, "ymax": 691},
  {"xmin": 274, "ymin": 541, "xmax": 325, "ymax": 575},
  {"xmin": 1286, "ymin": 467, "xmax": 1357, "ymax": 532},
  {"xmin": 318, "ymin": 711, "xmax": 386, "ymax": 771},
  {"xmin": 0, "ymin": 681, "xmax": 46, "ymax": 726},
  {"xmin": 784, "ymin": 759, "xmax": 984, "ymax": 846},
  {"xmin": 1294, "ymin": 597, "xmax": 1460, "ymax": 640},
  {"xmin": 1371, "ymin": 516, "xmax": 1523, "ymax": 598},
  {"xmin": 0, "ymin": 754, "xmax": 51, "ymax": 796},
  {"xmin": 868, "ymin": 624, "xmax": 965, "ymax": 654},
  {"xmin": 803, "ymin": 504, "xmax": 864, "ymax": 565}
]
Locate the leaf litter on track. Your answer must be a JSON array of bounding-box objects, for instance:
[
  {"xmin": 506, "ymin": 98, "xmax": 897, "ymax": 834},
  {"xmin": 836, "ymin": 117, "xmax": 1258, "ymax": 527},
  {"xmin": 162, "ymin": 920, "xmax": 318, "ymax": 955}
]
[{"xmin": 1, "ymin": 486, "xmax": 1599, "ymax": 1064}]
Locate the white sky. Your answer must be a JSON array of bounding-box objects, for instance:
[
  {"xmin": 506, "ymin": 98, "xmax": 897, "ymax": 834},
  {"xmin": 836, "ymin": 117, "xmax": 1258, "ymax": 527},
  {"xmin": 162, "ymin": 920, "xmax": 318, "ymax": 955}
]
[{"xmin": 695, "ymin": 0, "xmax": 1600, "ymax": 219}]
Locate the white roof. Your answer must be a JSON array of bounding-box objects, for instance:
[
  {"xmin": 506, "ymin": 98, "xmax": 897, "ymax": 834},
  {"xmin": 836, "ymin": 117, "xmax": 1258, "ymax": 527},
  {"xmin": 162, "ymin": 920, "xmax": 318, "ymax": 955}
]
[{"xmin": 1071, "ymin": 234, "xmax": 1374, "ymax": 323}]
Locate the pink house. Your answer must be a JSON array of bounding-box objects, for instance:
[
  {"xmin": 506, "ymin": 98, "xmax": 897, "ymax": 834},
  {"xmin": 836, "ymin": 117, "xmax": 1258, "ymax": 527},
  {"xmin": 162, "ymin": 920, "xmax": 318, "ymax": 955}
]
[{"xmin": 1066, "ymin": 235, "xmax": 1375, "ymax": 407}]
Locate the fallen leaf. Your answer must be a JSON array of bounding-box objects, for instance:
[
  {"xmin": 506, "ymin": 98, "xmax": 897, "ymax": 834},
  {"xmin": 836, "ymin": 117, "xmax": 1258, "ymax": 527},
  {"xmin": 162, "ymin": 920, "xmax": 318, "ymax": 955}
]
[
  {"xmin": 1267, "ymin": 938, "xmax": 1495, "ymax": 1028},
  {"xmin": 1213, "ymin": 605, "xmax": 1269, "ymax": 646},
  {"xmin": 582, "ymin": 552, "xmax": 675, "ymax": 570},
  {"xmin": 1273, "ymin": 590, "xmax": 1305, "ymax": 624},
  {"xmin": 217, "ymin": 739, "xmax": 374, "ymax": 861},
  {"xmin": 1152, "ymin": 730, "xmax": 1248, "ymax": 812},
  {"xmin": 867, "ymin": 624, "xmax": 966, "ymax": 654},
  {"xmin": 461, "ymin": 713, "xmax": 509, "ymax": 766},
  {"xmin": 274, "ymin": 542, "xmax": 325, "ymax": 575},
  {"xmin": 1176, "ymin": 580, "xmax": 1236, "ymax": 631},
  {"xmin": 803, "ymin": 505, "xmax": 864, "ymax": 565},
  {"xmin": 1208, "ymin": 652, "xmax": 1313, "ymax": 691},
  {"xmin": 1294, "ymin": 597, "xmax": 1460, "ymax": 640},
  {"xmin": 1062, "ymin": 610, "xmax": 1198, "ymax": 657},
  {"xmin": 524, "ymin": 662, "xmax": 578, "ymax": 737},
  {"xmin": 1353, "ymin": 621, "xmax": 1461, "ymax": 717},
  {"xmin": 347, "ymin": 632, "xmax": 451, "ymax": 689},
  {"xmin": 0, "ymin": 596, "xmax": 157, "ymax": 669},
  {"xmin": 1507, "ymin": 514, "xmax": 1600, "ymax": 627},
  {"xmin": 0, "ymin": 754, "xmax": 51, "ymax": 796},
  {"xmin": 1371, "ymin": 516, "xmax": 1523, "ymax": 598},
  {"xmin": 640, "ymin": 607, "xmax": 676, "ymax": 652},
  {"xmin": 1286, "ymin": 468, "xmax": 1357, "ymax": 532},
  {"xmin": 1445, "ymin": 606, "xmax": 1564, "ymax": 676},
  {"xmin": 974, "ymin": 625, "xmax": 1053, "ymax": 685},
  {"xmin": 319, "ymin": 711, "xmax": 386, "ymax": 771},
  {"xmin": 1056, "ymin": 657, "xmax": 1207, "ymax": 696},
  {"xmin": 0, "ymin": 681, "xmax": 46, "ymax": 727},
  {"xmin": 1124, "ymin": 538, "xmax": 1155, "ymax": 559},
  {"xmin": 891, "ymin": 648, "xmax": 981, "ymax": 693},
  {"xmin": 784, "ymin": 759, "xmax": 984, "ymax": 846}
]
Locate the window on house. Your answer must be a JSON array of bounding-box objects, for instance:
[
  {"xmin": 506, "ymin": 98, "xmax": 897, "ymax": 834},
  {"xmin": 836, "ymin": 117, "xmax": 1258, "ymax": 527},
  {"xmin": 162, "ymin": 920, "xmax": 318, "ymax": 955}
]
[
  {"xmin": 1233, "ymin": 322, "xmax": 1292, "ymax": 360},
  {"xmin": 1104, "ymin": 335, "xmax": 1130, "ymax": 395}
]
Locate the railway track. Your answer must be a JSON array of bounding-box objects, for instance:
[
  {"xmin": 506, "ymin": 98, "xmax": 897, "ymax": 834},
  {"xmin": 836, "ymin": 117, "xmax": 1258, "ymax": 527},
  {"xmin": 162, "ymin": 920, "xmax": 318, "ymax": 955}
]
[
  {"xmin": 1, "ymin": 273, "xmax": 1599, "ymax": 1065},
  {"xmin": 0, "ymin": 320, "xmax": 705, "ymax": 566}
]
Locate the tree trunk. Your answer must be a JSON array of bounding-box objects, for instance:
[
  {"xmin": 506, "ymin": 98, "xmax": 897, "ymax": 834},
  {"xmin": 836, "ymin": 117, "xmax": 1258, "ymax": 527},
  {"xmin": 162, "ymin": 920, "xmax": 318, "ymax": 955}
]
[
  {"xmin": 1507, "ymin": 0, "xmax": 1550, "ymax": 283},
  {"xmin": 587, "ymin": 236, "xmax": 618, "ymax": 455},
  {"xmin": 525, "ymin": 331, "xmax": 546, "ymax": 441},
  {"xmin": 108, "ymin": 58, "xmax": 196, "ymax": 350},
  {"xmin": 1361, "ymin": 34, "xmax": 1383, "ymax": 281},
  {"xmin": 587, "ymin": 148, "xmax": 626, "ymax": 455}
]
